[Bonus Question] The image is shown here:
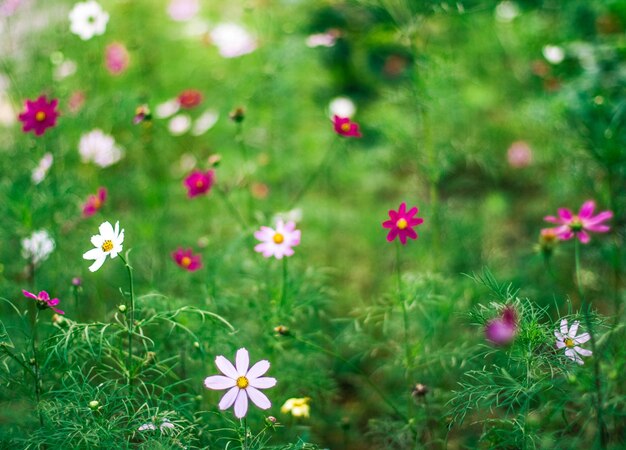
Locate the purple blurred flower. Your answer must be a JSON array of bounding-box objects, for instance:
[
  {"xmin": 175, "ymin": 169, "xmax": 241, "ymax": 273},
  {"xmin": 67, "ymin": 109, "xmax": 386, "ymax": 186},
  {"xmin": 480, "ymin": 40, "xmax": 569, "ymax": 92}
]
[{"xmin": 485, "ymin": 306, "xmax": 518, "ymax": 345}]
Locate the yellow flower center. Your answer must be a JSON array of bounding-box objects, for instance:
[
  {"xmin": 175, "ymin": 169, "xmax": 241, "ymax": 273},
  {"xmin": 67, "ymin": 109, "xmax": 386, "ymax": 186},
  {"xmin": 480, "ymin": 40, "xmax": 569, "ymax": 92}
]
[
  {"xmin": 195, "ymin": 180, "xmax": 205, "ymax": 188},
  {"xmin": 181, "ymin": 256, "xmax": 191, "ymax": 267},
  {"xmin": 273, "ymin": 233, "xmax": 284, "ymax": 244},
  {"xmin": 340, "ymin": 122, "xmax": 351, "ymax": 132},
  {"xmin": 236, "ymin": 376, "xmax": 249, "ymax": 389},
  {"xmin": 101, "ymin": 240, "xmax": 114, "ymax": 253},
  {"xmin": 396, "ymin": 218, "xmax": 408, "ymax": 230},
  {"xmin": 35, "ymin": 111, "xmax": 46, "ymax": 122},
  {"xmin": 93, "ymin": 198, "xmax": 102, "ymax": 208},
  {"xmin": 564, "ymin": 338, "xmax": 575, "ymax": 348}
]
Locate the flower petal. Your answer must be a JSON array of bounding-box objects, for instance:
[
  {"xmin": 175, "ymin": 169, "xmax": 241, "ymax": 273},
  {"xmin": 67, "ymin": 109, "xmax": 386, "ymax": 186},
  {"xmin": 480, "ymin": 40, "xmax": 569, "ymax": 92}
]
[
  {"xmin": 564, "ymin": 348, "xmax": 583, "ymax": 364},
  {"xmin": 558, "ymin": 208, "xmax": 573, "ymax": 221},
  {"xmin": 544, "ymin": 215, "xmax": 561, "ymax": 224},
  {"xmin": 215, "ymin": 355, "xmax": 239, "ymax": 379},
  {"xmin": 248, "ymin": 376, "xmax": 276, "ymax": 389},
  {"xmin": 574, "ymin": 346, "xmax": 592, "ymax": 357},
  {"xmin": 568, "ymin": 321, "xmax": 579, "ymax": 338},
  {"xmin": 556, "ymin": 340, "xmax": 566, "ymax": 349},
  {"xmin": 22, "ymin": 290, "xmax": 37, "ymax": 300},
  {"xmin": 578, "ymin": 201, "xmax": 595, "ymax": 219},
  {"xmin": 560, "ymin": 319, "xmax": 569, "ymax": 335},
  {"xmin": 88, "ymin": 256, "xmax": 107, "ymax": 272},
  {"xmin": 246, "ymin": 386, "xmax": 271, "ymax": 410},
  {"xmin": 98, "ymin": 221, "xmax": 114, "ymax": 239},
  {"xmin": 218, "ymin": 386, "xmax": 239, "ymax": 410},
  {"xmin": 233, "ymin": 389, "xmax": 249, "ymax": 418},
  {"xmin": 554, "ymin": 330, "xmax": 564, "ymax": 340},
  {"xmin": 586, "ymin": 211, "xmax": 613, "ymax": 226},
  {"xmin": 577, "ymin": 231, "xmax": 590, "ymax": 244},
  {"xmin": 204, "ymin": 375, "xmax": 236, "ymax": 390},
  {"xmin": 83, "ymin": 248, "xmax": 103, "ymax": 260},
  {"xmin": 574, "ymin": 332, "xmax": 590, "ymax": 344},
  {"xmin": 235, "ymin": 348, "xmax": 249, "ymax": 375},
  {"xmin": 91, "ymin": 235, "xmax": 104, "ymax": 247},
  {"xmin": 246, "ymin": 360, "xmax": 270, "ymax": 379}
]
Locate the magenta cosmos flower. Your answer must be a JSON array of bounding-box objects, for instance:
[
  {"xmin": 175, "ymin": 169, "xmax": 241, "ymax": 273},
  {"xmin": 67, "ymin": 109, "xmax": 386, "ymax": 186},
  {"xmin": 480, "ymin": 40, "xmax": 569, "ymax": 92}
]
[
  {"xmin": 18, "ymin": 95, "xmax": 59, "ymax": 136},
  {"xmin": 544, "ymin": 200, "xmax": 612, "ymax": 244},
  {"xmin": 382, "ymin": 202, "xmax": 424, "ymax": 244},
  {"xmin": 172, "ymin": 247, "xmax": 202, "ymax": 271},
  {"xmin": 23, "ymin": 290, "xmax": 64, "ymax": 314},
  {"xmin": 254, "ymin": 220, "xmax": 301, "ymax": 259},
  {"xmin": 184, "ymin": 169, "xmax": 215, "ymax": 198},
  {"xmin": 485, "ymin": 306, "xmax": 518, "ymax": 345},
  {"xmin": 82, "ymin": 187, "xmax": 107, "ymax": 217},
  {"xmin": 204, "ymin": 348, "xmax": 277, "ymax": 418},
  {"xmin": 333, "ymin": 115, "xmax": 361, "ymax": 138}
]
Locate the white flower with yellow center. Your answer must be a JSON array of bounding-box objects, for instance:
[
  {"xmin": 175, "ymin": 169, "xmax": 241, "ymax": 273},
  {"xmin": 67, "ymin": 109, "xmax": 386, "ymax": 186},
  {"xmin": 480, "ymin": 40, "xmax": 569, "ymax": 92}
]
[
  {"xmin": 204, "ymin": 348, "xmax": 277, "ymax": 418},
  {"xmin": 83, "ymin": 221, "xmax": 124, "ymax": 272},
  {"xmin": 555, "ymin": 318, "xmax": 592, "ymax": 365},
  {"xmin": 69, "ymin": 1, "xmax": 109, "ymax": 41}
]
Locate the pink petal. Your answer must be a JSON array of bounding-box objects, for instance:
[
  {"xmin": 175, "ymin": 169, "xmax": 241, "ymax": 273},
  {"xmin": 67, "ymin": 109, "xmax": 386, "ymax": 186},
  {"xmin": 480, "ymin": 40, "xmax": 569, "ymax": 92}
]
[
  {"xmin": 47, "ymin": 298, "xmax": 60, "ymax": 306},
  {"xmin": 406, "ymin": 206, "xmax": 418, "ymax": 218},
  {"xmin": 585, "ymin": 224, "xmax": 610, "ymax": 233},
  {"xmin": 398, "ymin": 203, "xmax": 406, "ymax": 214},
  {"xmin": 578, "ymin": 201, "xmax": 595, "ymax": 219},
  {"xmin": 564, "ymin": 348, "xmax": 583, "ymax": 364},
  {"xmin": 235, "ymin": 348, "xmax": 249, "ymax": 375},
  {"xmin": 248, "ymin": 376, "xmax": 276, "ymax": 389},
  {"xmin": 577, "ymin": 231, "xmax": 590, "ymax": 244},
  {"xmin": 556, "ymin": 340, "xmax": 566, "ymax": 349},
  {"xmin": 558, "ymin": 230, "xmax": 574, "ymax": 241},
  {"xmin": 586, "ymin": 211, "xmax": 613, "ymax": 226},
  {"xmin": 387, "ymin": 210, "xmax": 398, "ymax": 221},
  {"xmin": 38, "ymin": 291, "xmax": 49, "ymax": 300},
  {"xmin": 398, "ymin": 232, "xmax": 407, "ymax": 245},
  {"xmin": 554, "ymin": 330, "xmax": 564, "ymax": 340},
  {"xmin": 382, "ymin": 219, "xmax": 395, "ymax": 229},
  {"xmin": 404, "ymin": 228, "xmax": 418, "ymax": 240},
  {"xmin": 544, "ymin": 215, "xmax": 561, "ymax": 224},
  {"xmin": 233, "ymin": 389, "xmax": 249, "ymax": 418},
  {"xmin": 558, "ymin": 208, "xmax": 573, "ymax": 221},
  {"xmin": 22, "ymin": 290, "xmax": 37, "ymax": 299},
  {"xmin": 51, "ymin": 307, "xmax": 65, "ymax": 315},
  {"xmin": 246, "ymin": 386, "xmax": 271, "ymax": 409},
  {"xmin": 574, "ymin": 346, "xmax": 592, "ymax": 357},
  {"xmin": 574, "ymin": 333, "xmax": 590, "ymax": 344},
  {"xmin": 386, "ymin": 228, "xmax": 398, "ymax": 242},
  {"xmin": 409, "ymin": 217, "xmax": 424, "ymax": 226},
  {"xmin": 215, "ymin": 355, "xmax": 239, "ymax": 379},
  {"xmin": 204, "ymin": 375, "xmax": 236, "ymax": 390},
  {"xmin": 218, "ymin": 386, "xmax": 239, "ymax": 410},
  {"xmin": 246, "ymin": 360, "xmax": 270, "ymax": 379}
]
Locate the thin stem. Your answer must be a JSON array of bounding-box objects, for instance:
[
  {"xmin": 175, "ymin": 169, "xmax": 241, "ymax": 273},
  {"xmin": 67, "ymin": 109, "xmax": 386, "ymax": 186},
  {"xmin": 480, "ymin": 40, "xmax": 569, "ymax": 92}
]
[
  {"xmin": 119, "ymin": 254, "xmax": 135, "ymax": 392},
  {"xmin": 288, "ymin": 140, "xmax": 336, "ymax": 209},
  {"xmin": 30, "ymin": 310, "xmax": 43, "ymax": 427},
  {"xmin": 280, "ymin": 257, "xmax": 288, "ymax": 318},
  {"xmin": 235, "ymin": 122, "xmax": 254, "ymax": 220},
  {"xmin": 215, "ymin": 186, "xmax": 248, "ymax": 228},
  {"xmin": 396, "ymin": 241, "xmax": 412, "ymax": 418}
]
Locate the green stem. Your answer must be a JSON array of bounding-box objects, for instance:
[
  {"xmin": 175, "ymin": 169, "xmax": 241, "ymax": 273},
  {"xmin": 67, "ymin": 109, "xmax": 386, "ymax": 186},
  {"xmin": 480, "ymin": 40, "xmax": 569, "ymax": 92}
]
[
  {"xmin": 30, "ymin": 310, "xmax": 43, "ymax": 427},
  {"xmin": 119, "ymin": 254, "xmax": 135, "ymax": 391},
  {"xmin": 235, "ymin": 122, "xmax": 254, "ymax": 220},
  {"xmin": 396, "ymin": 242, "xmax": 411, "ymax": 375},
  {"xmin": 280, "ymin": 257, "xmax": 288, "ymax": 319},
  {"xmin": 215, "ymin": 186, "xmax": 248, "ymax": 228},
  {"xmin": 288, "ymin": 140, "xmax": 336, "ymax": 209}
]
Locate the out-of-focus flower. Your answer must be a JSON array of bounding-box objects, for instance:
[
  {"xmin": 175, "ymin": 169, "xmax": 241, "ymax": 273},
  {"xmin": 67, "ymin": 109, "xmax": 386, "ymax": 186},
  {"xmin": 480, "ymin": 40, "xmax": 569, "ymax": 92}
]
[
  {"xmin": 138, "ymin": 418, "xmax": 175, "ymax": 432},
  {"xmin": 281, "ymin": 397, "xmax": 310, "ymax": 418},
  {"xmin": 133, "ymin": 104, "xmax": 151, "ymax": 124},
  {"xmin": 251, "ymin": 182, "xmax": 269, "ymax": 199},
  {"xmin": 22, "ymin": 230, "xmax": 55, "ymax": 265},
  {"xmin": 105, "ymin": 42, "xmax": 130, "ymax": 75},
  {"xmin": 229, "ymin": 106, "xmax": 245, "ymax": 123},
  {"xmin": 544, "ymin": 201, "xmax": 612, "ymax": 244},
  {"xmin": 23, "ymin": 290, "xmax": 64, "ymax": 314},
  {"xmin": 82, "ymin": 187, "xmax": 107, "ymax": 217},
  {"xmin": 69, "ymin": 1, "xmax": 109, "ymax": 40},
  {"xmin": 411, "ymin": 383, "xmax": 428, "ymax": 398},
  {"xmin": 184, "ymin": 169, "xmax": 215, "ymax": 198},
  {"xmin": 72, "ymin": 277, "xmax": 82, "ymax": 286},
  {"xmin": 88, "ymin": 400, "xmax": 99, "ymax": 410},
  {"xmin": 138, "ymin": 422, "xmax": 157, "ymax": 431},
  {"xmin": 32, "ymin": 152, "xmax": 53, "ymax": 184},
  {"xmin": 167, "ymin": 0, "xmax": 199, "ymax": 21},
  {"xmin": 538, "ymin": 228, "xmax": 559, "ymax": 255},
  {"xmin": 53, "ymin": 60, "xmax": 77, "ymax": 81},
  {"xmin": 68, "ymin": 90, "xmax": 86, "ymax": 114},
  {"xmin": 18, "ymin": 95, "xmax": 59, "ymax": 136},
  {"xmin": 204, "ymin": 348, "xmax": 277, "ymax": 419},
  {"xmin": 329, "ymin": 97, "xmax": 356, "ymax": 119},
  {"xmin": 191, "ymin": 110, "xmax": 219, "ymax": 135},
  {"xmin": 254, "ymin": 220, "xmax": 301, "ymax": 259},
  {"xmin": 555, "ymin": 319, "xmax": 592, "ymax": 365},
  {"xmin": 273, "ymin": 208, "xmax": 303, "ymax": 224},
  {"xmin": 306, "ymin": 32, "xmax": 337, "ymax": 48},
  {"xmin": 178, "ymin": 89, "xmax": 202, "ymax": 109},
  {"xmin": 168, "ymin": 114, "xmax": 191, "ymax": 135},
  {"xmin": 382, "ymin": 202, "xmax": 424, "ymax": 244},
  {"xmin": 542, "ymin": 45, "xmax": 565, "ymax": 65},
  {"xmin": 273, "ymin": 325, "xmax": 289, "ymax": 336},
  {"xmin": 506, "ymin": 140, "xmax": 532, "ymax": 168},
  {"xmin": 495, "ymin": 1, "xmax": 519, "ymax": 23},
  {"xmin": 79, "ymin": 129, "xmax": 124, "ymax": 167},
  {"xmin": 155, "ymin": 99, "xmax": 180, "ymax": 119},
  {"xmin": 210, "ymin": 23, "xmax": 257, "ymax": 58},
  {"xmin": 51, "ymin": 313, "xmax": 65, "ymax": 326},
  {"xmin": 82, "ymin": 221, "xmax": 124, "ymax": 272},
  {"xmin": 333, "ymin": 115, "xmax": 361, "ymax": 138},
  {"xmin": 485, "ymin": 305, "xmax": 518, "ymax": 345},
  {"xmin": 172, "ymin": 247, "xmax": 202, "ymax": 271},
  {"xmin": 0, "ymin": 93, "xmax": 16, "ymax": 126},
  {"xmin": 0, "ymin": 0, "xmax": 22, "ymax": 17}
]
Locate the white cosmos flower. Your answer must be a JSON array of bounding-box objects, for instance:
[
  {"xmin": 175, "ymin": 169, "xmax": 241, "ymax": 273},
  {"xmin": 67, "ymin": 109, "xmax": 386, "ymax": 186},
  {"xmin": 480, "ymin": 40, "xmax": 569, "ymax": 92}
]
[
  {"xmin": 83, "ymin": 221, "xmax": 124, "ymax": 272},
  {"xmin": 168, "ymin": 114, "xmax": 191, "ymax": 136},
  {"xmin": 328, "ymin": 96, "xmax": 356, "ymax": 119},
  {"xmin": 210, "ymin": 23, "xmax": 257, "ymax": 58},
  {"xmin": 69, "ymin": 1, "xmax": 109, "ymax": 41},
  {"xmin": 191, "ymin": 109, "xmax": 219, "ymax": 136},
  {"xmin": 542, "ymin": 45, "xmax": 565, "ymax": 65},
  {"xmin": 555, "ymin": 318, "xmax": 592, "ymax": 365},
  {"xmin": 32, "ymin": 152, "xmax": 53, "ymax": 184},
  {"xmin": 204, "ymin": 348, "xmax": 277, "ymax": 419},
  {"xmin": 155, "ymin": 99, "xmax": 180, "ymax": 118},
  {"xmin": 21, "ymin": 229, "xmax": 55, "ymax": 265},
  {"xmin": 79, "ymin": 129, "xmax": 124, "ymax": 168}
]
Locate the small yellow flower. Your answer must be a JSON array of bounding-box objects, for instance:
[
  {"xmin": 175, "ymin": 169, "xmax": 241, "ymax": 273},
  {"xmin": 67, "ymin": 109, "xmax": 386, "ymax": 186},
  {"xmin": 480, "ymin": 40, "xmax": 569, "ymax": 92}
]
[{"xmin": 281, "ymin": 397, "xmax": 311, "ymax": 418}]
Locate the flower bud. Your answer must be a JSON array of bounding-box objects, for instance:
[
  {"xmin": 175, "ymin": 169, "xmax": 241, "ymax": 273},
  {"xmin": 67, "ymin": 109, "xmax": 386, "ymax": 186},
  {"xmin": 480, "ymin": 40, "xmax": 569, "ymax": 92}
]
[
  {"xmin": 274, "ymin": 325, "xmax": 290, "ymax": 336},
  {"xmin": 229, "ymin": 106, "xmax": 245, "ymax": 123},
  {"xmin": 411, "ymin": 383, "xmax": 429, "ymax": 398},
  {"xmin": 118, "ymin": 304, "xmax": 127, "ymax": 313},
  {"xmin": 89, "ymin": 400, "xmax": 99, "ymax": 410}
]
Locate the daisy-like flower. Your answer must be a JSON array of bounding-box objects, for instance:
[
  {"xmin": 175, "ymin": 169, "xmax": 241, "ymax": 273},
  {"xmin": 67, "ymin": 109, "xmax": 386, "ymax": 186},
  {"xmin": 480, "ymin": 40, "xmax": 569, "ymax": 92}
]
[
  {"xmin": 82, "ymin": 187, "xmax": 107, "ymax": 217},
  {"xmin": 333, "ymin": 115, "xmax": 361, "ymax": 138},
  {"xmin": 172, "ymin": 247, "xmax": 202, "ymax": 271},
  {"xmin": 82, "ymin": 221, "xmax": 124, "ymax": 272},
  {"xmin": 105, "ymin": 42, "xmax": 130, "ymax": 75},
  {"xmin": 281, "ymin": 397, "xmax": 311, "ymax": 418},
  {"xmin": 254, "ymin": 220, "xmax": 301, "ymax": 259},
  {"xmin": 184, "ymin": 169, "xmax": 215, "ymax": 198},
  {"xmin": 555, "ymin": 319, "xmax": 592, "ymax": 365},
  {"xmin": 23, "ymin": 290, "xmax": 64, "ymax": 314},
  {"xmin": 18, "ymin": 95, "xmax": 59, "ymax": 136},
  {"xmin": 69, "ymin": 1, "xmax": 109, "ymax": 41},
  {"xmin": 485, "ymin": 305, "xmax": 518, "ymax": 345},
  {"xmin": 79, "ymin": 129, "xmax": 124, "ymax": 167},
  {"xmin": 204, "ymin": 348, "xmax": 277, "ymax": 419},
  {"xmin": 22, "ymin": 229, "xmax": 55, "ymax": 265},
  {"xmin": 382, "ymin": 202, "xmax": 424, "ymax": 244},
  {"xmin": 544, "ymin": 200, "xmax": 613, "ymax": 244},
  {"xmin": 210, "ymin": 23, "xmax": 257, "ymax": 58}
]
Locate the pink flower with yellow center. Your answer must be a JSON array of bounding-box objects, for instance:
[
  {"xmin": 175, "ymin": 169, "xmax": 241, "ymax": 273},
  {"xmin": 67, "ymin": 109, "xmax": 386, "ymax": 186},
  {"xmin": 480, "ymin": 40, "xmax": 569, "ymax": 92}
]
[
  {"xmin": 544, "ymin": 200, "xmax": 612, "ymax": 244},
  {"xmin": 184, "ymin": 169, "xmax": 215, "ymax": 198},
  {"xmin": 18, "ymin": 95, "xmax": 59, "ymax": 136},
  {"xmin": 254, "ymin": 220, "xmax": 301, "ymax": 259},
  {"xmin": 382, "ymin": 202, "xmax": 424, "ymax": 244},
  {"xmin": 172, "ymin": 247, "xmax": 202, "ymax": 271},
  {"xmin": 82, "ymin": 187, "xmax": 107, "ymax": 217},
  {"xmin": 23, "ymin": 290, "xmax": 64, "ymax": 314},
  {"xmin": 332, "ymin": 115, "xmax": 361, "ymax": 138}
]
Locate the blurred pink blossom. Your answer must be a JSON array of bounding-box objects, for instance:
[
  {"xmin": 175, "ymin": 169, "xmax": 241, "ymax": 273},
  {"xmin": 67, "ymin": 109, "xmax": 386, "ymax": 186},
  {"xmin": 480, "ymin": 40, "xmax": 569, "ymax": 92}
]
[
  {"xmin": 105, "ymin": 42, "xmax": 130, "ymax": 75},
  {"xmin": 167, "ymin": 0, "xmax": 199, "ymax": 21},
  {"xmin": 506, "ymin": 141, "xmax": 532, "ymax": 168}
]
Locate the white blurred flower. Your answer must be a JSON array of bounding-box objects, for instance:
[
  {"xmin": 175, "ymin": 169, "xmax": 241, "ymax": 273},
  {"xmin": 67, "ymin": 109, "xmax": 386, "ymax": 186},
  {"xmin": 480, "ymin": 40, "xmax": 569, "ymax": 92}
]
[
  {"xmin": 191, "ymin": 110, "xmax": 219, "ymax": 136},
  {"xmin": 167, "ymin": 0, "xmax": 199, "ymax": 21},
  {"xmin": 542, "ymin": 45, "xmax": 565, "ymax": 65},
  {"xmin": 495, "ymin": 1, "xmax": 519, "ymax": 23},
  {"xmin": 0, "ymin": 93, "xmax": 15, "ymax": 126},
  {"xmin": 79, "ymin": 129, "xmax": 124, "ymax": 168},
  {"xmin": 328, "ymin": 96, "xmax": 356, "ymax": 119},
  {"xmin": 69, "ymin": 1, "xmax": 109, "ymax": 41},
  {"xmin": 178, "ymin": 153, "xmax": 197, "ymax": 173},
  {"xmin": 156, "ymin": 99, "xmax": 180, "ymax": 118},
  {"xmin": 32, "ymin": 152, "xmax": 53, "ymax": 184},
  {"xmin": 138, "ymin": 419, "xmax": 175, "ymax": 432},
  {"xmin": 22, "ymin": 230, "xmax": 55, "ymax": 265},
  {"xmin": 273, "ymin": 208, "xmax": 303, "ymax": 224},
  {"xmin": 54, "ymin": 60, "xmax": 77, "ymax": 81},
  {"xmin": 306, "ymin": 32, "xmax": 337, "ymax": 48},
  {"xmin": 168, "ymin": 114, "xmax": 191, "ymax": 136},
  {"xmin": 210, "ymin": 23, "xmax": 257, "ymax": 58},
  {"xmin": 138, "ymin": 423, "xmax": 156, "ymax": 431}
]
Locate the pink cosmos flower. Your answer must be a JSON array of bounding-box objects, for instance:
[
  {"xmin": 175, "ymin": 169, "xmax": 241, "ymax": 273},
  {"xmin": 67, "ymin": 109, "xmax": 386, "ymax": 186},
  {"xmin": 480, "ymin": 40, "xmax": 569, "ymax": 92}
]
[
  {"xmin": 18, "ymin": 95, "xmax": 59, "ymax": 136},
  {"xmin": 172, "ymin": 247, "xmax": 202, "ymax": 271},
  {"xmin": 333, "ymin": 115, "xmax": 361, "ymax": 138},
  {"xmin": 485, "ymin": 306, "xmax": 518, "ymax": 345},
  {"xmin": 544, "ymin": 200, "xmax": 613, "ymax": 244},
  {"xmin": 105, "ymin": 42, "xmax": 130, "ymax": 75},
  {"xmin": 555, "ymin": 319, "xmax": 592, "ymax": 365},
  {"xmin": 382, "ymin": 202, "xmax": 424, "ymax": 244},
  {"xmin": 22, "ymin": 290, "xmax": 64, "ymax": 314},
  {"xmin": 507, "ymin": 140, "xmax": 533, "ymax": 168},
  {"xmin": 82, "ymin": 187, "xmax": 107, "ymax": 217},
  {"xmin": 254, "ymin": 220, "xmax": 301, "ymax": 259},
  {"xmin": 204, "ymin": 348, "xmax": 277, "ymax": 418},
  {"xmin": 184, "ymin": 169, "xmax": 215, "ymax": 198},
  {"xmin": 178, "ymin": 89, "xmax": 203, "ymax": 109}
]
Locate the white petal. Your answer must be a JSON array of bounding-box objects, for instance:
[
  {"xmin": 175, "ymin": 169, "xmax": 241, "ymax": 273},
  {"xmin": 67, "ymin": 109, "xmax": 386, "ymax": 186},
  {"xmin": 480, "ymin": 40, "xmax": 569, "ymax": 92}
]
[
  {"xmin": 574, "ymin": 333, "xmax": 590, "ymax": 344},
  {"xmin": 235, "ymin": 348, "xmax": 249, "ymax": 375},
  {"xmin": 564, "ymin": 348, "xmax": 583, "ymax": 364},
  {"xmin": 215, "ymin": 355, "xmax": 238, "ymax": 379},
  {"xmin": 204, "ymin": 375, "xmax": 236, "ymax": 390},
  {"xmin": 560, "ymin": 319, "xmax": 568, "ymax": 335},
  {"xmin": 218, "ymin": 386, "xmax": 239, "ymax": 410},
  {"xmin": 246, "ymin": 386, "xmax": 271, "ymax": 410},
  {"xmin": 574, "ymin": 346, "xmax": 592, "ymax": 357},
  {"xmin": 246, "ymin": 360, "xmax": 270, "ymax": 379},
  {"xmin": 568, "ymin": 321, "xmax": 579, "ymax": 338},
  {"xmin": 99, "ymin": 221, "xmax": 114, "ymax": 239},
  {"xmin": 555, "ymin": 340, "xmax": 566, "ymax": 349},
  {"xmin": 248, "ymin": 376, "xmax": 276, "ymax": 389},
  {"xmin": 233, "ymin": 389, "xmax": 248, "ymax": 418},
  {"xmin": 88, "ymin": 256, "xmax": 107, "ymax": 272},
  {"xmin": 91, "ymin": 235, "xmax": 104, "ymax": 247},
  {"xmin": 83, "ymin": 248, "xmax": 103, "ymax": 260}
]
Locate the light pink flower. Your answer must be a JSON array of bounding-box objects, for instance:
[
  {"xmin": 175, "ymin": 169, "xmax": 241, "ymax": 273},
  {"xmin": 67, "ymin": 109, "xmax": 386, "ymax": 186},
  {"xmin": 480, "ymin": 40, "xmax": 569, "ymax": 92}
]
[
  {"xmin": 254, "ymin": 220, "xmax": 301, "ymax": 259},
  {"xmin": 23, "ymin": 290, "xmax": 64, "ymax": 314},
  {"xmin": 382, "ymin": 202, "xmax": 424, "ymax": 244},
  {"xmin": 82, "ymin": 187, "xmax": 107, "ymax": 217},
  {"xmin": 333, "ymin": 115, "xmax": 361, "ymax": 138},
  {"xmin": 183, "ymin": 169, "xmax": 215, "ymax": 198},
  {"xmin": 544, "ymin": 200, "xmax": 612, "ymax": 244},
  {"xmin": 485, "ymin": 306, "xmax": 518, "ymax": 345},
  {"xmin": 172, "ymin": 247, "xmax": 202, "ymax": 271},
  {"xmin": 105, "ymin": 42, "xmax": 129, "ymax": 75},
  {"xmin": 204, "ymin": 348, "xmax": 277, "ymax": 418},
  {"xmin": 507, "ymin": 141, "xmax": 533, "ymax": 168},
  {"xmin": 167, "ymin": 0, "xmax": 199, "ymax": 21},
  {"xmin": 555, "ymin": 319, "xmax": 592, "ymax": 365}
]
